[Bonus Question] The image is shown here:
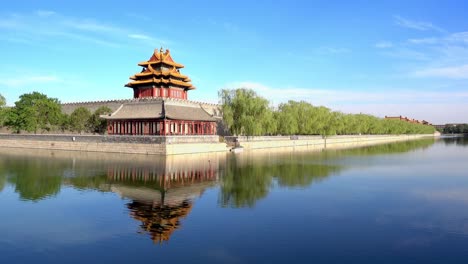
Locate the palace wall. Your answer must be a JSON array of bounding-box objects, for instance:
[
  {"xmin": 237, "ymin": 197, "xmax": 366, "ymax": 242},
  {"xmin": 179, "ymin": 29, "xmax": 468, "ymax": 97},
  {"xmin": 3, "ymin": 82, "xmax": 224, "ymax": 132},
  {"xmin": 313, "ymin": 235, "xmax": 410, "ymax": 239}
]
[
  {"xmin": 61, "ymin": 98, "xmax": 223, "ymax": 118},
  {"xmin": 61, "ymin": 99, "xmax": 130, "ymax": 115}
]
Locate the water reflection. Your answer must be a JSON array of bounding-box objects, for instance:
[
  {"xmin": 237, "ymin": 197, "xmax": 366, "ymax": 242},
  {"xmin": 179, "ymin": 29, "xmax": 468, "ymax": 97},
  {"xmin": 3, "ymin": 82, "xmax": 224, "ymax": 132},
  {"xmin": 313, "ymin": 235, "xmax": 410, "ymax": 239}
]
[
  {"xmin": 0, "ymin": 138, "xmax": 439, "ymax": 247},
  {"xmin": 219, "ymin": 138, "xmax": 436, "ymax": 208},
  {"xmin": 105, "ymin": 160, "xmax": 219, "ymax": 244},
  {"xmin": 220, "ymin": 154, "xmax": 342, "ymax": 208},
  {"xmin": 441, "ymin": 136, "xmax": 468, "ymax": 146},
  {"xmin": 0, "ymin": 149, "xmax": 221, "ymax": 243}
]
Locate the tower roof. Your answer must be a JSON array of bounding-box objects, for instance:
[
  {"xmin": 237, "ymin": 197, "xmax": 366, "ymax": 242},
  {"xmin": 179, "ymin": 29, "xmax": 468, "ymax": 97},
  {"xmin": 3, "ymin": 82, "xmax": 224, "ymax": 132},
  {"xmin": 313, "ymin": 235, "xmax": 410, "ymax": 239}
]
[
  {"xmin": 125, "ymin": 48, "xmax": 195, "ymax": 91},
  {"xmin": 138, "ymin": 48, "xmax": 184, "ymax": 68}
]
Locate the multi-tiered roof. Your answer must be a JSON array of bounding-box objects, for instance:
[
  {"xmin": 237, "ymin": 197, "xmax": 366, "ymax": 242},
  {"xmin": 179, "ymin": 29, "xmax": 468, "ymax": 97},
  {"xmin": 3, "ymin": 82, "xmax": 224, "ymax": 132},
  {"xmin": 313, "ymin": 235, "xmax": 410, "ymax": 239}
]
[{"xmin": 125, "ymin": 48, "xmax": 195, "ymax": 99}]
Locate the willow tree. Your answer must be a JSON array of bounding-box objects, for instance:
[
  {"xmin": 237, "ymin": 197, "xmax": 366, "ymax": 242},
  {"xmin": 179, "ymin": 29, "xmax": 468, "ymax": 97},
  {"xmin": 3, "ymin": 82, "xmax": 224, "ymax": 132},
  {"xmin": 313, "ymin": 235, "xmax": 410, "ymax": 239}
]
[
  {"xmin": 0, "ymin": 93, "xmax": 6, "ymax": 127},
  {"xmin": 0, "ymin": 94, "xmax": 5, "ymax": 107},
  {"xmin": 219, "ymin": 88, "xmax": 274, "ymax": 136}
]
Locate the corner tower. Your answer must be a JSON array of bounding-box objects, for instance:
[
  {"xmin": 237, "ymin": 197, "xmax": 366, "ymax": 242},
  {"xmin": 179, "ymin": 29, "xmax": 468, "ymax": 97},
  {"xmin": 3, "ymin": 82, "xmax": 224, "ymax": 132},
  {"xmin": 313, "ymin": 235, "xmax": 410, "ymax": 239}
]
[{"xmin": 125, "ymin": 48, "xmax": 195, "ymax": 99}]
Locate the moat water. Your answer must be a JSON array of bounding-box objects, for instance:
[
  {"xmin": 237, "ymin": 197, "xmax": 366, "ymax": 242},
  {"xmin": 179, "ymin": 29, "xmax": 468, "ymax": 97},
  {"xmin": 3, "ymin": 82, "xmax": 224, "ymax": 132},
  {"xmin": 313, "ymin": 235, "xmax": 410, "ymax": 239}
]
[{"xmin": 1, "ymin": 137, "xmax": 468, "ymax": 263}]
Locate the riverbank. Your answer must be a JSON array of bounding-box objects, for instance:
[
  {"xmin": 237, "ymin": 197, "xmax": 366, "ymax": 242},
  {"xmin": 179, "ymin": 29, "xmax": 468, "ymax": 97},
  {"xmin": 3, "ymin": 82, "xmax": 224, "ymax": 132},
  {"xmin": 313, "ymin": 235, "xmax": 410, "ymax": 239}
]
[
  {"xmin": 230, "ymin": 134, "xmax": 435, "ymax": 152},
  {"xmin": 0, "ymin": 133, "xmax": 435, "ymax": 155}
]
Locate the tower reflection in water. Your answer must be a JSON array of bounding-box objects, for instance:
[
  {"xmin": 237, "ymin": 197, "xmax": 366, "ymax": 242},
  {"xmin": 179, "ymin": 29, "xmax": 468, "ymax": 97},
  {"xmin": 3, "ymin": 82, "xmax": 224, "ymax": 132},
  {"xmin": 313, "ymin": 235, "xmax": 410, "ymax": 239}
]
[
  {"xmin": 0, "ymin": 148, "xmax": 223, "ymax": 245},
  {"xmin": 105, "ymin": 154, "xmax": 221, "ymax": 244}
]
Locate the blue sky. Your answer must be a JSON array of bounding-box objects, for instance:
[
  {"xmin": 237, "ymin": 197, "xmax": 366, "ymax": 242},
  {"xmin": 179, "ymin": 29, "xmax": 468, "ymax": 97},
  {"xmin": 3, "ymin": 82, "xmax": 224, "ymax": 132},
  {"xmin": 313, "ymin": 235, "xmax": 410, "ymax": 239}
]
[{"xmin": 0, "ymin": 0, "xmax": 467, "ymax": 123}]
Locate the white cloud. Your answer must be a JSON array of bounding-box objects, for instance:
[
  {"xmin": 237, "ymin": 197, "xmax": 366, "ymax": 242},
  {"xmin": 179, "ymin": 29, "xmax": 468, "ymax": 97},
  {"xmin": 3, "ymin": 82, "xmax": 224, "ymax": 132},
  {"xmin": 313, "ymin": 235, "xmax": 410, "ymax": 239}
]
[
  {"xmin": 0, "ymin": 75, "xmax": 60, "ymax": 87},
  {"xmin": 35, "ymin": 10, "xmax": 56, "ymax": 17},
  {"xmin": 375, "ymin": 41, "xmax": 393, "ymax": 48},
  {"xmin": 0, "ymin": 11, "xmax": 167, "ymax": 48},
  {"xmin": 394, "ymin": 15, "xmax": 445, "ymax": 32},
  {"xmin": 224, "ymin": 81, "xmax": 468, "ymax": 104},
  {"xmin": 408, "ymin": 38, "xmax": 438, "ymax": 44},
  {"xmin": 448, "ymin": 32, "xmax": 468, "ymax": 43},
  {"xmin": 408, "ymin": 32, "xmax": 468, "ymax": 46},
  {"xmin": 128, "ymin": 34, "xmax": 152, "ymax": 40},
  {"xmin": 413, "ymin": 64, "xmax": 468, "ymax": 79},
  {"xmin": 64, "ymin": 19, "xmax": 121, "ymax": 33}
]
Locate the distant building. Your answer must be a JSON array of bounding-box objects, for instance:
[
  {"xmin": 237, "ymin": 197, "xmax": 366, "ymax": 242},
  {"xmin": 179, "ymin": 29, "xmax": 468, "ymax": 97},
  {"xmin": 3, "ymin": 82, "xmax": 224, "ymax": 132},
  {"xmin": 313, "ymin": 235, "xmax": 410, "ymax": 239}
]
[{"xmin": 384, "ymin": 115, "xmax": 432, "ymax": 126}]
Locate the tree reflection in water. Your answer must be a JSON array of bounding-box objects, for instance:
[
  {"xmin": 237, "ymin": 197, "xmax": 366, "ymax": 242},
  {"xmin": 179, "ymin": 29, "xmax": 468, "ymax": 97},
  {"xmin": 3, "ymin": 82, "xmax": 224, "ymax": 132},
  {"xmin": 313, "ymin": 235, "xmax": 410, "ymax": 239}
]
[
  {"xmin": 219, "ymin": 138, "xmax": 436, "ymax": 208},
  {"xmin": 0, "ymin": 138, "xmax": 438, "ymax": 243}
]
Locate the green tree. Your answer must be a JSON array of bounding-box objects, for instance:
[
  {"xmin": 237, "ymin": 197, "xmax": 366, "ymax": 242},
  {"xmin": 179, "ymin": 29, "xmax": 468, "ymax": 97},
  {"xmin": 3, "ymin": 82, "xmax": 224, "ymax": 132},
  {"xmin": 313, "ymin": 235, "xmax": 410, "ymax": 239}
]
[
  {"xmin": 219, "ymin": 88, "xmax": 274, "ymax": 136},
  {"xmin": 0, "ymin": 93, "xmax": 7, "ymax": 127},
  {"xmin": 0, "ymin": 93, "xmax": 5, "ymax": 107},
  {"xmin": 5, "ymin": 92, "xmax": 62, "ymax": 133},
  {"xmin": 88, "ymin": 106, "xmax": 112, "ymax": 134},
  {"xmin": 69, "ymin": 107, "xmax": 92, "ymax": 133},
  {"xmin": 218, "ymin": 88, "xmax": 435, "ymax": 136}
]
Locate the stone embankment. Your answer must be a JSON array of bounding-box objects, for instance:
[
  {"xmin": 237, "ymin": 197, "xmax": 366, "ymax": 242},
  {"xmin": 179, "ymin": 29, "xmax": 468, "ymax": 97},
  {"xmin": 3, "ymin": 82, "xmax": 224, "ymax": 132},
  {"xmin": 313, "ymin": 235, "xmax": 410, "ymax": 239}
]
[
  {"xmin": 228, "ymin": 134, "xmax": 435, "ymax": 152},
  {"xmin": 0, "ymin": 134, "xmax": 435, "ymax": 155},
  {"xmin": 0, "ymin": 134, "xmax": 227, "ymax": 155}
]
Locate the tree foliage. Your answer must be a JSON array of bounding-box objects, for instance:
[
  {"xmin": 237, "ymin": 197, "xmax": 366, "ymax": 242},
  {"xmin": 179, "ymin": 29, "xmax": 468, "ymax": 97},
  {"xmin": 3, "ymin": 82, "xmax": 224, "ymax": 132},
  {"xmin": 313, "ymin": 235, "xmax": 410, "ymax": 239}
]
[
  {"xmin": 0, "ymin": 93, "xmax": 7, "ymax": 126},
  {"xmin": 0, "ymin": 94, "xmax": 5, "ymax": 107},
  {"xmin": 219, "ymin": 88, "xmax": 436, "ymax": 136},
  {"xmin": 88, "ymin": 106, "xmax": 112, "ymax": 134},
  {"xmin": 443, "ymin": 124, "xmax": 468, "ymax": 134},
  {"xmin": 69, "ymin": 107, "xmax": 92, "ymax": 133},
  {"xmin": 219, "ymin": 88, "xmax": 275, "ymax": 136},
  {"xmin": 5, "ymin": 92, "xmax": 62, "ymax": 133},
  {"xmin": 0, "ymin": 92, "xmax": 112, "ymax": 134}
]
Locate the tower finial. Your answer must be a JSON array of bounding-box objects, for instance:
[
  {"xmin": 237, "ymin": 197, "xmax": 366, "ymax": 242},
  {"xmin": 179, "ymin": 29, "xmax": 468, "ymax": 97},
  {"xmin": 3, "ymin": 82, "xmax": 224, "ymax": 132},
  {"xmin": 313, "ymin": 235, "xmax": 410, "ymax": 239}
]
[{"xmin": 160, "ymin": 47, "xmax": 163, "ymax": 53}]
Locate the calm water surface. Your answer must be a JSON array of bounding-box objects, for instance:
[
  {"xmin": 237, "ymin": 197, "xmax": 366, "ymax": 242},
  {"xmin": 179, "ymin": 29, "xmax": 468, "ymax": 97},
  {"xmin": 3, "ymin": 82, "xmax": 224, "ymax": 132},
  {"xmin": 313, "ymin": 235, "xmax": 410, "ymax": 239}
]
[{"xmin": 1, "ymin": 138, "xmax": 468, "ymax": 263}]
